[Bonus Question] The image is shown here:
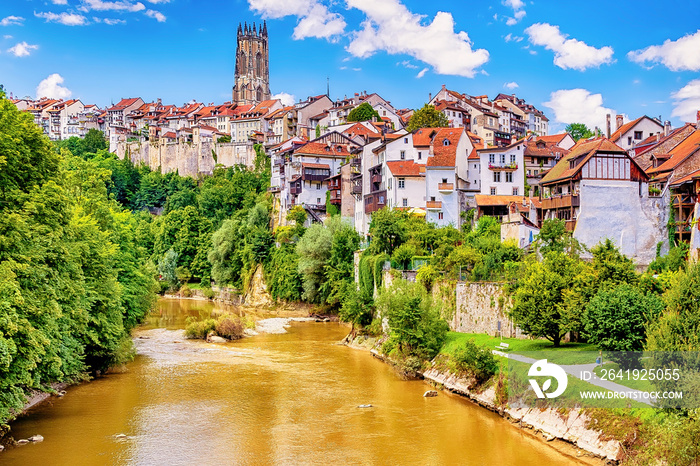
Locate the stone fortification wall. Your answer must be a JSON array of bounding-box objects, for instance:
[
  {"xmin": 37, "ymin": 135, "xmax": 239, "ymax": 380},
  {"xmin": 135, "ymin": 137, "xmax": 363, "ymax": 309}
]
[
  {"xmin": 453, "ymin": 282, "xmax": 522, "ymax": 338},
  {"xmin": 116, "ymin": 141, "xmax": 249, "ymax": 177},
  {"xmin": 574, "ymin": 180, "xmax": 669, "ymax": 266}
]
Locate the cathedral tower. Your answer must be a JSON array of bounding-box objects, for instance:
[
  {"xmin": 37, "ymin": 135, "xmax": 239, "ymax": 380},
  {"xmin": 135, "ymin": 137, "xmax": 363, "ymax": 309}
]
[{"xmin": 233, "ymin": 21, "xmax": 270, "ymax": 105}]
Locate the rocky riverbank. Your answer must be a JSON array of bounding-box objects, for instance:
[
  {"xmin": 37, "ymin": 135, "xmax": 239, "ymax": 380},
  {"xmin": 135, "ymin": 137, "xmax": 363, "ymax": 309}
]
[{"xmin": 344, "ymin": 333, "xmax": 620, "ymax": 464}]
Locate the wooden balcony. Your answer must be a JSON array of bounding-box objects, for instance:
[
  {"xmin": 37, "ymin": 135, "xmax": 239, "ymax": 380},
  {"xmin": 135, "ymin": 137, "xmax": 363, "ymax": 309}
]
[
  {"xmin": 565, "ymin": 220, "xmax": 576, "ymax": 232},
  {"xmin": 541, "ymin": 194, "xmax": 580, "ymax": 210},
  {"xmin": 352, "ymin": 184, "xmax": 362, "ymax": 194},
  {"xmin": 426, "ymin": 200, "xmax": 442, "ymax": 210},
  {"xmin": 290, "ymin": 184, "xmax": 302, "ymax": 195},
  {"xmin": 438, "ymin": 183, "xmax": 454, "ymax": 193},
  {"xmin": 301, "ymin": 172, "xmax": 330, "ymax": 182},
  {"xmin": 330, "ymin": 189, "xmax": 342, "ymax": 205},
  {"xmin": 371, "ymin": 173, "xmax": 382, "ymax": 184},
  {"xmin": 364, "ymin": 190, "xmax": 387, "ymax": 214}
]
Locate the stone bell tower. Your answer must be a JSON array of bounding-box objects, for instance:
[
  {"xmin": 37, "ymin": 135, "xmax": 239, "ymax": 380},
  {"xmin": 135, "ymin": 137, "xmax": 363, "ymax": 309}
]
[{"xmin": 233, "ymin": 21, "xmax": 271, "ymax": 105}]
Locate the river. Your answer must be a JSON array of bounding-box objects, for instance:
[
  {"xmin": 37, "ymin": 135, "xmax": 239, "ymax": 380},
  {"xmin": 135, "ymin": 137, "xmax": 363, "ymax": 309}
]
[{"xmin": 2, "ymin": 298, "xmax": 595, "ymax": 465}]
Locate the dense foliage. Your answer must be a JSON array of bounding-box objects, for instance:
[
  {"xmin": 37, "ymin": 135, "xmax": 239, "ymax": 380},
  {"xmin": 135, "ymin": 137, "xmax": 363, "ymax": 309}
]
[
  {"xmin": 405, "ymin": 104, "xmax": 449, "ymax": 132},
  {"xmin": 0, "ymin": 95, "xmax": 157, "ymax": 422},
  {"xmin": 347, "ymin": 102, "xmax": 381, "ymax": 123}
]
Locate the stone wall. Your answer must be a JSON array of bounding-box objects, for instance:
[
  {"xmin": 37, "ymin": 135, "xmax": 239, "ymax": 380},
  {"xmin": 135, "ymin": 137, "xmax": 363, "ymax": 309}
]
[
  {"xmin": 453, "ymin": 282, "xmax": 523, "ymax": 338},
  {"xmin": 574, "ymin": 179, "xmax": 669, "ymax": 266},
  {"xmin": 116, "ymin": 140, "xmax": 251, "ymax": 177}
]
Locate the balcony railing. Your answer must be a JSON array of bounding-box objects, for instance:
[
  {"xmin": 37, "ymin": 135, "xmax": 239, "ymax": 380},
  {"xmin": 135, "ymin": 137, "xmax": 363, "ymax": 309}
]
[
  {"xmin": 541, "ymin": 194, "xmax": 580, "ymax": 210},
  {"xmin": 488, "ymin": 162, "xmax": 518, "ymax": 171},
  {"xmin": 438, "ymin": 183, "xmax": 454, "ymax": 193},
  {"xmin": 426, "ymin": 201, "xmax": 442, "ymax": 210},
  {"xmin": 290, "ymin": 185, "xmax": 302, "ymax": 195},
  {"xmin": 302, "ymin": 172, "xmax": 330, "ymax": 182},
  {"xmin": 371, "ymin": 173, "xmax": 382, "ymax": 184},
  {"xmin": 352, "ymin": 184, "xmax": 362, "ymax": 194}
]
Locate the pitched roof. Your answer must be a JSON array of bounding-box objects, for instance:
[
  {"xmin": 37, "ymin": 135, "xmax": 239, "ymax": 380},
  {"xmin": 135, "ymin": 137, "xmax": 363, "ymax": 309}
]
[
  {"xmin": 647, "ymin": 130, "xmax": 700, "ymax": 176},
  {"xmin": 535, "ymin": 133, "xmax": 569, "ymax": 145},
  {"xmin": 294, "ymin": 142, "xmax": 351, "ymax": 157},
  {"xmin": 386, "ymin": 160, "xmax": 425, "ymax": 177},
  {"xmin": 108, "ymin": 97, "xmax": 141, "ymax": 111},
  {"xmin": 475, "ymin": 194, "xmax": 542, "ymax": 208},
  {"xmin": 427, "ymin": 128, "xmax": 463, "ymax": 167},
  {"xmin": 524, "ymin": 139, "xmax": 570, "ymax": 158},
  {"xmin": 342, "ymin": 122, "xmax": 382, "ymax": 140},
  {"xmin": 412, "ymin": 127, "xmax": 438, "ymax": 147},
  {"xmin": 541, "ymin": 138, "xmax": 631, "ymax": 185},
  {"xmin": 610, "ymin": 116, "xmax": 662, "ymax": 142}
]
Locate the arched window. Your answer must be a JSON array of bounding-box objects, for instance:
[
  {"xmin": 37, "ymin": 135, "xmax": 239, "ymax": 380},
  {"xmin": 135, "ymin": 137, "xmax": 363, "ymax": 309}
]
[
  {"xmin": 256, "ymin": 52, "xmax": 262, "ymax": 76},
  {"xmin": 256, "ymin": 86, "xmax": 262, "ymax": 102}
]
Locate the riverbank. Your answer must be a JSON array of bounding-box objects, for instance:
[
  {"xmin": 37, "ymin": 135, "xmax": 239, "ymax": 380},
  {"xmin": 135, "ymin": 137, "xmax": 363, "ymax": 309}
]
[{"xmin": 344, "ymin": 333, "xmax": 618, "ymax": 464}]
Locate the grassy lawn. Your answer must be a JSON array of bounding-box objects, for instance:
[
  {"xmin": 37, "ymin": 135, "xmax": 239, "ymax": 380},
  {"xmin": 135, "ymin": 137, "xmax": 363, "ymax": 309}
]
[{"xmin": 441, "ymin": 331, "xmax": 597, "ymax": 357}]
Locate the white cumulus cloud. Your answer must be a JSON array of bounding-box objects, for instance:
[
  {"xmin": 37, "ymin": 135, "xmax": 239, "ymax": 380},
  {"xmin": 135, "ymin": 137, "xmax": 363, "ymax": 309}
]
[
  {"xmin": 671, "ymin": 79, "xmax": 700, "ymax": 122},
  {"xmin": 272, "ymin": 92, "xmax": 296, "ymax": 106},
  {"xmin": 145, "ymin": 9, "xmax": 166, "ymax": 22},
  {"xmin": 628, "ymin": 30, "xmax": 700, "ymax": 72},
  {"xmin": 543, "ymin": 89, "xmax": 616, "ymax": 131},
  {"xmin": 7, "ymin": 41, "xmax": 38, "ymax": 57},
  {"xmin": 504, "ymin": 81, "xmax": 519, "ymax": 90},
  {"xmin": 35, "ymin": 11, "xmax": 89, "ymax": 26},
  {"xmin": 36, "ymin": 73, "xmax": 72, "ymax": 100},
  {"xmin": 416, "ymin": 68, "xmax": 428, "ymax": 78},
  {"xmin": 1, "ymin": 16, "xmax": 25, "ymax": 26},
  {"xmin": 525, "ymin": 23, "xmax": 614, "ymax": 71},
  {"xmin": 248, "ymin": 0, "xmax": 345, "ymax": 40},
  {"xmin": 51, "ymin": 0, "xmax": 69, "ymax": 4},
  {"xmin": 504, "ymin": 33, "xmax": 523, "ymax": 43},
  {"xmin": 503, "ymin": 0, "xmax": 525, "ymax": 26},
  {"xmin": 345, "ymin": 0, "xmax": 489, "ymax": 78},
  {"xmin": 80, "ymin": 0, "xmax": 145, "ymax": 12}
]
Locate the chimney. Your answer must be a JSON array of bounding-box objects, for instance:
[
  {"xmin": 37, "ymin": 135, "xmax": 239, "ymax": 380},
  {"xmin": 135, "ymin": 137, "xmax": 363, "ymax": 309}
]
[
  {"xmin": 428, "ymin": 92, "xmax": 432, "ymax": 102},
  {"xmin": 616, "ymin": 114, "xmax": 623, "ymax": 130},
  {"xmin": 606, "ymin": 114, "xmax": 611, "ymax": 138},
  {"xmin": 664, "ymin": 120, "xmax": 671, "ymax": 137},
  {"xmin": 511, "ymin": 134, "xmax": 517, "ymax": 144}
]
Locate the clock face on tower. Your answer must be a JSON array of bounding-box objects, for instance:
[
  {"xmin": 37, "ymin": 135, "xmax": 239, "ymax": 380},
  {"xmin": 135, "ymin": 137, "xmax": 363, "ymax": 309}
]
[{"xmin": 233, "ymin": 21, "xmax": 271, "ymax": 106}]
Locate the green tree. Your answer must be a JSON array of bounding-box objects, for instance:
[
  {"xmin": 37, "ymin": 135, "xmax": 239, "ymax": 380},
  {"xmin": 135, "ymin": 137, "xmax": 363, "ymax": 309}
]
[
  {"xmin": 368, "ymin": 207, "xmax": 407, "ymax": 255},
  {"xmin": 296, "ymin": 222, "xmax": 333, "ymax": 303},
  {"xmin": 510, "ymin": 252, "xmax": 582, "ymax": 346},
  {"xmin": 347, "ymin": 102, "xmax": 381, "ymax": 122},
  {"xmin": 585, "ymin": 284, "xmax": 664, "ymax": 368},
  {"xmin": 565, "ymin": 123, "xmax": 594, "ymax": 141},
  {"xmin": 377, "ymin": 280, "xmax": 449, "ymax": 360},
  {"xmin": 83, "ymin": 129, "xmax": 107, "ymax": 154},
  {"xmin": 406, "ymin": 104, "xmax": 449, "ymax": 132},
  {"xmin": 158, "ymin": 249, "xmax": 179, "ymax": 289},
  {"xmin": 208, "ymin": 218, "xmax": 243, "ymax": 286}
]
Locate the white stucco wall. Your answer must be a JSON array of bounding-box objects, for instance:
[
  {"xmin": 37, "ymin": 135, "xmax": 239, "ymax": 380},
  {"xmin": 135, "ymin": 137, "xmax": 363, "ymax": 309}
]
[{"xmin": 573, "ymin": 179, "xmax": 669, "ymax": 266}]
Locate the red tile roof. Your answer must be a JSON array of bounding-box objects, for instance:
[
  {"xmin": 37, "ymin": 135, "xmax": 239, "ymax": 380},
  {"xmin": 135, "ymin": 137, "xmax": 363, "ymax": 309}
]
[
  {"xmin": 427, "ymin": 128, "xmax": 463, "ymax": 167},
  {"xmin": 412, "ymin": 127, "xmax": 438, "ymax": 147},
  {"xmin": 294, "ymin": 142, "xmax": 350, "ymax": 157},
  {"xmin": 535, "ymin": 133, "xmax": 569, "ymax": 145},
  {"xmin": 342, "ymin": 122, "xmax": 381, "ymax": 140},
  {"xmin": 647, "ymin": 130, "xmax": 700, "ymax": 176},
  {"xmin": 386, "ymin": 160, "xmax": 426, "ymax": 177},
  {"xmin": 524, "ymin": 139, "xmax": 570, "ymax": 158},
  {"xmin": 162, "ymin": 132, "xmax": 176, "ymax": 139},
  {"xmin": 108, "ymin": 97, "xmax": 141, "ymax": 111}
]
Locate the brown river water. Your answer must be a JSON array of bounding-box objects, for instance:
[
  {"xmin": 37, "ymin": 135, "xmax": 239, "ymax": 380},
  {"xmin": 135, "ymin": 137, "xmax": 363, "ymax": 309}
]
[{"xmin": 2, "ymin": 298, "xmax": 595, "ymax": 465}]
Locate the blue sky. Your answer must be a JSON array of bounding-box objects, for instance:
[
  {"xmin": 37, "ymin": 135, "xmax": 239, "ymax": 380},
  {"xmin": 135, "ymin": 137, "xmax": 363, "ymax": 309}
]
[{"xmin": 1, "ymin": 0, "xmax": 699, "ymax": 132}]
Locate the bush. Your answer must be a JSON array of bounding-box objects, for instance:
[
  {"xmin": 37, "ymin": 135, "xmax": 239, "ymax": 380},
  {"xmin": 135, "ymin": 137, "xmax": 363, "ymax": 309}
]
[
  {"xmin": 377, "ymin": 280, "xmax": 449, "ymax": 360},
  {"xmin": 215, "ymin": 315, "xmax": 245, "ymax": 340},
  {"xmin": 452, "ymin": 339, "xmax": 498, "ymax": 385},
  {"xmin": 180, "ymin": 284, "xmax": 192, "ymax": 297},
  {"xmin": 184, "ymin": 317, "xmax": 217, "ymax": 339}
]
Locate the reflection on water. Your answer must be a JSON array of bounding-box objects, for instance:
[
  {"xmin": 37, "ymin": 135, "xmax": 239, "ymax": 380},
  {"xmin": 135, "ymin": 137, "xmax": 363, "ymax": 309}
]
[{"xmin": 3, "ymin": 299, "xmax": 594, "ymax": 465}]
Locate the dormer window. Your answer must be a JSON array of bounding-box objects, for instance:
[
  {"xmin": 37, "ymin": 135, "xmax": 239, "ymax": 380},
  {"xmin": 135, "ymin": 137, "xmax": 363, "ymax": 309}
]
[{"xmin": 443, "ymin": 139, "xmax": 450, "ymax": 146}]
